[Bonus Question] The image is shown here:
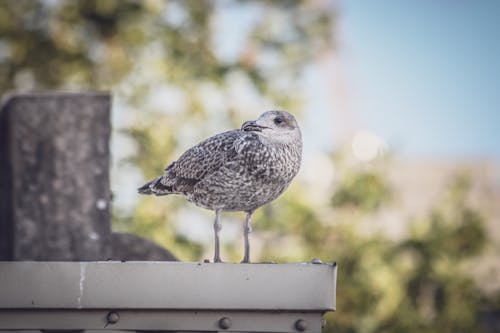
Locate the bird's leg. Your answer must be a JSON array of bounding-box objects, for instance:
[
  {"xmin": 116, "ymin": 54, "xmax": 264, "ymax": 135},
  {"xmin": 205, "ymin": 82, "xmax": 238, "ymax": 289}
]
[
  {"xmin": 213, "ymin": 210, "xmax": 222, "ymax": 263},
  {"xmin": 241, "ymin": 210, "xmax": 254, "ymax": 263}
]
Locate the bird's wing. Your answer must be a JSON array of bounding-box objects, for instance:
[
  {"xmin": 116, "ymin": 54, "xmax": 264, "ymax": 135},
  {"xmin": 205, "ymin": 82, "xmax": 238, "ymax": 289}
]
[
  {"xmin": 188, "ymin": 132, "xmax": 276, "ymax": 210},
  {"xmin": 157, "ymin": 130, "xmax": 241, "ymax": 193}
]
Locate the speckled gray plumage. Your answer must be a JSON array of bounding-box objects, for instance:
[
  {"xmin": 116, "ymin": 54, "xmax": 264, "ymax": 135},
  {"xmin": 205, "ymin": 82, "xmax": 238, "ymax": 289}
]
[{"xmin": 138, "ymin": 110, "xmax": 302, "ymax": 262}]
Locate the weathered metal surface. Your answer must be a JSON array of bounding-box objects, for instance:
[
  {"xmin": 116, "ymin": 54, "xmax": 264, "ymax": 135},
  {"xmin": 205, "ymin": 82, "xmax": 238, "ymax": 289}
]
[
  {"xmin": 0, "ymin": 310, "xmax": 324, "ymax": 332},
  {"xmin": 0, "ymin": 261, "xmax": 337, "ymax": 311}
]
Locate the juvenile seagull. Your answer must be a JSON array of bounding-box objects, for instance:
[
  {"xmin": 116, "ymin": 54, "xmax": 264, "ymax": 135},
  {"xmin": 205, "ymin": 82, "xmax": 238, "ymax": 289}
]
[{"xmin": 138, "ymin": 111, "xmax": 302, "ymax": 263}]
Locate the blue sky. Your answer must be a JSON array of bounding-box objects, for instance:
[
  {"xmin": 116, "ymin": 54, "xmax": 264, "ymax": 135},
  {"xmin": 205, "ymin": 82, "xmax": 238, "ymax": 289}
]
[{"xmin": 335, "ymin": 0, "xmax": 500, "ymax": 159}]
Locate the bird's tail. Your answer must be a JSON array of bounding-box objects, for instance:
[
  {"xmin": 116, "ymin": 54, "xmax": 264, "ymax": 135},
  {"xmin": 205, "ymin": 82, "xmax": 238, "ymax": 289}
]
[
  {"xmin": 137, "ymin": 179, "xmax": 156, "ymax": 194},
  {"xmin": 137, "ymin": 177, "xmax": 172, "ymax": 196}
]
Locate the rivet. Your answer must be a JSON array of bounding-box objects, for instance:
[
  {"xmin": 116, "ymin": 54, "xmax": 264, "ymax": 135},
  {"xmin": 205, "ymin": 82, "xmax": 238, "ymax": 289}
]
[
  {"xmin": 311, "ymin": 258, "xmax": 322, "ymax": 264},
  {"xmin": 203, "ymin": 259, "xmax": 210, "ymax": 263},
  {"xmin": 107, "ymin": 311, "xmax": 120, "ymax": 324},
  {"xmin": 219, "ymin": 317, "xmax": 232, "ymax": 329},
  {"xmin": 295, "ymin": 319, "xmax": 308, "ymax": 331}
]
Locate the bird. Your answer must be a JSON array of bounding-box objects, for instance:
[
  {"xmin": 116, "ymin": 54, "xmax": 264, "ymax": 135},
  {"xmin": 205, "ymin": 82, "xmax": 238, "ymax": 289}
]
[{"xmin": 138, "ymin": 110, "xmax": 302, "ymax": 263}]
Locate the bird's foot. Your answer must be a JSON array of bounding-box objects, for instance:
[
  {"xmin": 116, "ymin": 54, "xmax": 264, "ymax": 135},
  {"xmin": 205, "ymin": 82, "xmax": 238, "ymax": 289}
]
[
  {"xmin": 214, "ymin": 257, "xmax": 223, "ymax": 263},
  {"xmin": 240, "ymin": 257, "xmax": 251, "ymax": 264}
]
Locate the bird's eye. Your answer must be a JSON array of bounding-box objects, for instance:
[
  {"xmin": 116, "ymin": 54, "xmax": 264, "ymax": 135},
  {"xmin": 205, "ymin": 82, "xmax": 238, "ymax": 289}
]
[{"xmin": 274, "ymin": 117, "xmax": 283, "ymax": 125}]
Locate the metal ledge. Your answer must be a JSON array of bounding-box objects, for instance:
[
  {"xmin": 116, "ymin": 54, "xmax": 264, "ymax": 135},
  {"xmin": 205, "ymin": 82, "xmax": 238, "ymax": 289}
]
[
  {"xmin": 0, "ymin": 261, "xmax": 337, "ymax": 332},
  {"xmin": 0, "ymin": 310, "xmax": 325, "ymax": 332}
]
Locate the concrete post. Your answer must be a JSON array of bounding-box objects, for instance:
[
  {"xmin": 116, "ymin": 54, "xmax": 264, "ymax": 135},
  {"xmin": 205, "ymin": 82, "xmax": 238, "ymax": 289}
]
[{"xmin": 0, "ymin": 92, "xmax": 112, "ymax": 260}]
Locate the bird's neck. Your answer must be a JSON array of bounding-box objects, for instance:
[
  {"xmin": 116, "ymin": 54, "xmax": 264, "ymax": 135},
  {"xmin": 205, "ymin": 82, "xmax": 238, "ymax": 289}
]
[{"xmin": 257, "ymin": 133, "xmax": 302, "ymax": 148}]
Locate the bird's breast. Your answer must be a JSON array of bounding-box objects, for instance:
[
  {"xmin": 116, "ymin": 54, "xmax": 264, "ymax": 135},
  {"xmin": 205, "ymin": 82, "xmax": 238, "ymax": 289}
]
[{"xmin": 246, "ymin": 144, "xmax": 301, "ymax": 182}]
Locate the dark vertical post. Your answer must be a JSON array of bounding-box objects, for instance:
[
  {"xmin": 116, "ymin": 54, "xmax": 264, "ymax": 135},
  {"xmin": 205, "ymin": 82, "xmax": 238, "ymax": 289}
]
[
  {"xmin": 0, "ymin": 102, "xmax": 13, "ymax": 260},
  {"xmin": 0, "ymin": 92, "xmax": 112, "ymax": 260}
]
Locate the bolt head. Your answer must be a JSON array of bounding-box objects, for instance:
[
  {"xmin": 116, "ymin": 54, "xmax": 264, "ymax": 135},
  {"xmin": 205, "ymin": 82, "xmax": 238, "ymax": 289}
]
[
  {"xmin": 295, "ymin": 319, "xmax": 308, "ymax": 332},
  {"xmin": 219, "ymin": 317, "xmax": 232, "ymax": 329},
  {"xmin": 107, "ymin": 311, "xmax": 119, "ymax": 324},
  {"xmin": 311, "ymin": 258, "xmax": 323, "ymax": 264}
]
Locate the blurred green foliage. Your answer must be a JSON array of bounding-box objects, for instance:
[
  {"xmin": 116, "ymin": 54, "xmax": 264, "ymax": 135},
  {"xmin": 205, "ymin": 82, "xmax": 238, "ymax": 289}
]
[
  {"xmin": 332, "ymin": 171, "xmax": 391, "ymax": 211},
  {"xmin": 1, "ymin": 1, "xmax": 498, "ymax": 332}
]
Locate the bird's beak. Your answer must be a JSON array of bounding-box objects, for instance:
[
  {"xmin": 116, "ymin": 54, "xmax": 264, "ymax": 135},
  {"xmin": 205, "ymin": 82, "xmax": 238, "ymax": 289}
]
[{"xmin": 241, "ymin": 120, "xmax": 268, "ymax": 132}]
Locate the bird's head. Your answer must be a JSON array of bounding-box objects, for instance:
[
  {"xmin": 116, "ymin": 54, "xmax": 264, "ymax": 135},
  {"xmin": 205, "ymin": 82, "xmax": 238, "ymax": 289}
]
[{"xmin": 241, "ymin": 110, "xmax": 302, "ymax": 145}]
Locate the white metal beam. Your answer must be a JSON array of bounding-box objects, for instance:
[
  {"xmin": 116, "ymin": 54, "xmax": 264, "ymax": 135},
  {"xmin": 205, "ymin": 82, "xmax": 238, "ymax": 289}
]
[{"xmin": 0, "ymin": 261, "xmax": 337, "ymax": 332}]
